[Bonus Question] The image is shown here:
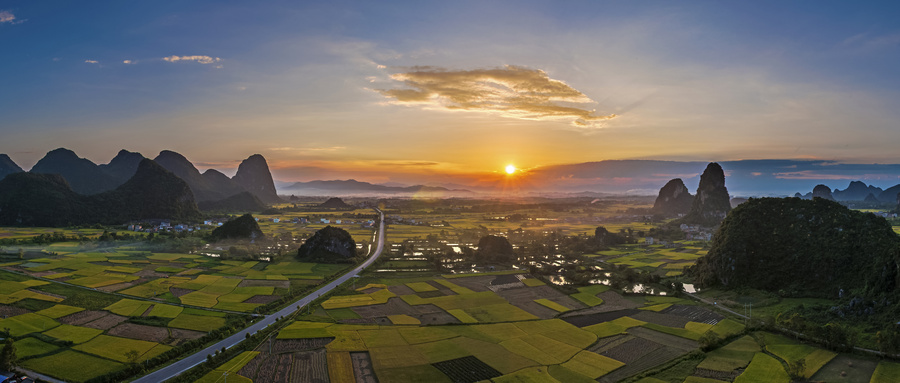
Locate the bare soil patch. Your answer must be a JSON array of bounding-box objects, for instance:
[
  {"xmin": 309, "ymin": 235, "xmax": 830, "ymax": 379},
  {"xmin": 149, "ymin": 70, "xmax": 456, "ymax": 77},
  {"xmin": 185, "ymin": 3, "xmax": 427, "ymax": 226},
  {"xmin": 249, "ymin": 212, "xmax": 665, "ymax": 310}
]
[
  {"xmin": 58, "ymin": 310, "xmax": 108, "ymax": 326},
  {"xmin": 589, "ymin": 334, "xmax": 632, "ymax": 354},
  {"xmin": 351, "ymin": 351, "xmax": 377, "ymax": 383},
  {"xmin": 498, "ymin": 285, "xmax": 583, "ymax": 319},
  {"xmin": 27, "ymin": 271, "xmax": 59, "ymax": 278},
  {"xmin": 601, "ymin": 336, "xmax": 663, "ymax": 363},
  {"xmin": 238, "ymin": 279, "xmax": 290, "ymax": 289},
  {"xmin": 169, "ymin": 287, "xmax": 193, "ymax": 298},
  {"xmin": 660, "ymin": 304, "xmax": 723, "ymax": 325},
  {"xmin": 416, "ymin": 290, "xmax": 446, "ymax": 298},
  {"xmin": 631, "ymin": 311, "xmax": 691, "ymax": 328},
  {"xmin": 627, "ymin": 326, "xmax": 698, "ymax": 351},
  {"xmin": 446, "ymin": 276, "xmax": 494, "ymax": 292},
  {"xmin": 0, "ymin": 306, "xmax": 28, "ymax": 318},
  {"xmin": 169, "ymin": 328, "xmax": 205, "ymax": 341},
  {"xmin": 351, "ymin": 298, "xmax": 442, "ymax": 319},
  {"xmin": 360, "ymin": 287, "xmax": 382, "ymax": 294},
  {"xmin": 292, "ymin": 349, "xmax": 329, "ymax": 383},
  {"xmin": 108, "ymin": 323, "xmax": 169, "ymax": 343},
  {"xmin": 83, "ymin": 313, "xmax": 128, "ymax": 330},
  {"xmin": 244, "ymin": 295, "xmax": 281, "ymax": 304},
  {"xmin": 273, "ymin": 338, "xmax": 335, "ymax": 353},
  {"xmin": 140, "ymin": 305, "xmax": 155, "ymax": 317},
  {"xmin": 96, "ymin": 282, "xmax": 135, "ymax": 292},
  {"xmin": 598, "ymin": 346, "xmax": 688, "ymax": 383},
  {"xmin": 136, "ymin": 269, "xmax": 168, "ymax": 278},
  {"xmin": 387, "ymin": 284, "xmax": 415, "ymax": 295},
  {"xmin": 693, "ymin": 368, "xmax": 741, "ymax": 381},
  {"xmin": 415, "ymin": 311, "xmax": 459, "ymax": 325},
  {"xmin": 562, "ymin": 309, "xmax": 641, "ymax": 328}
]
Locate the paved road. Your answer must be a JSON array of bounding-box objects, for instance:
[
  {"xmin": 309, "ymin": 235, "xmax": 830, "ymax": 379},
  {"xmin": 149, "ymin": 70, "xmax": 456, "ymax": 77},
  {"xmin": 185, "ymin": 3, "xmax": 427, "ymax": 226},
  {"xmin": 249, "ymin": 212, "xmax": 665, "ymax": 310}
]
[{"xmin": 134, "ymin": 209, "xmax": 385, "ymax": 383}]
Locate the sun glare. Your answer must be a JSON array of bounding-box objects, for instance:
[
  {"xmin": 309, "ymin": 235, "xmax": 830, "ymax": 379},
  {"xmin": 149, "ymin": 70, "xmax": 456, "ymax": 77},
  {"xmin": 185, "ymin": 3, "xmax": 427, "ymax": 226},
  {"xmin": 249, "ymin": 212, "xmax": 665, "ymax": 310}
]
[{"xmin": 505, "ymin": 164, "xmax": 516, "ymax": 174}]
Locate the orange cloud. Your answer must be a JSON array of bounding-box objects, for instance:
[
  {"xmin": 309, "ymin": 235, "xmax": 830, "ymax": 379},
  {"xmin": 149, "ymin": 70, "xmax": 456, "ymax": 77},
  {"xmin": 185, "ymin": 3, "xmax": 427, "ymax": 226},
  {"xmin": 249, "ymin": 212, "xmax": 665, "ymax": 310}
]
[{"xmin": 376, "ymin": 65, "xmax": 616, "ymax": 127}]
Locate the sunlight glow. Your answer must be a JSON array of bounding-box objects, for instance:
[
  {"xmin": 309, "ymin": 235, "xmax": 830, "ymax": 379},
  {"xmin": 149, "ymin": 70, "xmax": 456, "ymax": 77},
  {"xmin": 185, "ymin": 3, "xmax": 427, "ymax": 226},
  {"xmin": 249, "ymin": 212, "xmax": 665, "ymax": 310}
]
[{"xmin": 505, "ymin": 164, "xmax": 516, "ymax": 174}]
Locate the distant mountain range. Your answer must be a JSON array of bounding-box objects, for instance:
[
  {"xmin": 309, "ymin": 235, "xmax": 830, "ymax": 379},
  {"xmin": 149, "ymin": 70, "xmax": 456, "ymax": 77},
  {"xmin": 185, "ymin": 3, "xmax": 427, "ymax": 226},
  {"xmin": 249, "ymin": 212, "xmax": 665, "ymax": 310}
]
[{"xmin": 280, "ymin": 179, "xmax": 474, "ymax": 197}]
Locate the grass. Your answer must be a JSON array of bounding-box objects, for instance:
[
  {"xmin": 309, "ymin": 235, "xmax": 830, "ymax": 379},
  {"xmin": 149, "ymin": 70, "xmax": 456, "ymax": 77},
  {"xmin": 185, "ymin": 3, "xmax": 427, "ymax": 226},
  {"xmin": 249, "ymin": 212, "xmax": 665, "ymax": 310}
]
[
  {"xmin": 697, "ymin": 335, "xmax": 759, "ymax": 372},
  {"xmin": 376, "ymin": 364, "xmax": 452, "ymax": 383},
  {"xmin": 327, "ymin": 308, "xmax": 362, "ymax": 320},
  {"xmin": 413, "ymin": 339, "xmax": 470, "ymax": 363},
  {"xmin": 398, "ymin": 327, "xmax": 457, "ymax": 345},
  {"xmin": 148, "ymin": 303, "xmax": 184, "ymax": 318},
  {"xmin": 14, "ymin": 337, "xmax": 59, "ymax": 358},
  {"xmin": 388, "ymin": 314, "xmax": 421, "ymax": 325},
  {"xmin": 405, "ymin": 281, "xmax": 438, "ymax": 292},
  {"xmin": 548, "ymin": 365, "xmax": 596, "ymax": 383},
  {"xmin": 493, "ymin": 366, "xmax": 560, "ymax": 383},
  {"xmin": 21, "ymin": 350, "xmax": 124, "ymax": 383},
  {"xmin": 562, "ymin": 350, "xmax": 625, "ymax": 378},
  {"xmin": 360, "ymin": 328, "xmax": 409, "ymax": 348},
  {"xmin": 584, "ymin": 316, "xmax": 646, "ymax": 338},
  {"xmin": 871, "ymin": 360, "xmax": 900, "ymax": 383},
  {"xmin": 218, "ymin": 351, "xmax": 260, "ymax": 373},
  {"xmin": 42, "ymin": 324, "xmax": 103, "ymax": 344},
  {"xmin": 0, "ymin": 313, "xmax": 60, "ymax": 336},
  {"xmin": 463, "ymin": 303, "xmax": 539, "ymax": 323},
  {"xmin": 105, "ymin": 298, "xmax": 153, "ymax": 317},
  {"xmin": 369, "ymin": 345, "xmax": 428, "ymax": 370},
  {"xmin": 327, "ymin": 352, "xmax": 356, "ymax": 383},
  {"xmin": 534, "ymin": 298, "xmax": 571, "ymax": 313},
  {"xmin": 734, "ymin": 353, "xmax": 790, "ymax": 383},
  {"xmin": 709, "ymin": 318, "xmax": 745, "ymax": 338},
  {"xmin": 447, "ymin": 309, "xmax": 478, "ymax": 323},
  {"xmin": 321, "ymin": 287, "xmax": 396, "ymax": 309},
  {"xmin": 277, "ymin": 321, "xmax": 333, "ymax": 339},
  {"xmin": 571, "ymin": 285, "xmax": 609, "ymax": 307},
  {"xmin": 74, "ymin": 335, "xmax": 171, "ymax": 363},
  {"xmin": 35, "ymin": 304, "xmax": 83, "ymax": 319},
  {"xmin": 168, "ymin": 313, "xmax": 225, "ymax": 332}
]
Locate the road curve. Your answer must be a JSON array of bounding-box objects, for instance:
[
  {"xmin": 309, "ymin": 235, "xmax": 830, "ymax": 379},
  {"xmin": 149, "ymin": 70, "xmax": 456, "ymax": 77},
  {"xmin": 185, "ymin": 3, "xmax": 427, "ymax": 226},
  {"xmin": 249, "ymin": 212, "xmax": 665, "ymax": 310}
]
[{"xmin": 134, "ymin": 209, "xmax": 386, "ymax": 383}]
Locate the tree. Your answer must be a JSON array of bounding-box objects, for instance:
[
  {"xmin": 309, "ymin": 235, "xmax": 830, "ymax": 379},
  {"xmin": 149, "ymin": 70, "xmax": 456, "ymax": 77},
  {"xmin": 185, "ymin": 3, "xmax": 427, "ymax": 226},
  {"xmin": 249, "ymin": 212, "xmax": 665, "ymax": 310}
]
[
  {"xmin": 0, "ymin": 338, "xmax": 17, "ymax": 371},
  {"xmin": 786, "ymin": 358, "xmax": 806, "ymax": 381},
  {"xmin": 125, "ymin": 349, "xmax": 140, "ymax": 365}
]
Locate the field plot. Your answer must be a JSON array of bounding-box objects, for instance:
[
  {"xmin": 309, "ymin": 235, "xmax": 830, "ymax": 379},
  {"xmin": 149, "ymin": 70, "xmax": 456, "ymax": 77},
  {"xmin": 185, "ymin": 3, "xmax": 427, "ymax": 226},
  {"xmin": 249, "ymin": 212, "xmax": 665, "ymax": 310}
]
[
  {"xmin": 734, "ymin": 353, "xmax": 790, "ymax": 383},
  {"xmin": 809, "ymin": 353, "xmax": 878, "ymax": 382},
  {"xmin": 74, "ymin": 334, "xmax": 172, "ymax": 362},
  {"xmin": 432, "ymin": 355, "xmax": 501, "ymax": 383},
  {"xmin": 14, "ymin": 337, "xmax": 59, "ymax": 358},
  {"xmin": 21, "ymin": 350, "xmax": 124, "ymax": 383}
]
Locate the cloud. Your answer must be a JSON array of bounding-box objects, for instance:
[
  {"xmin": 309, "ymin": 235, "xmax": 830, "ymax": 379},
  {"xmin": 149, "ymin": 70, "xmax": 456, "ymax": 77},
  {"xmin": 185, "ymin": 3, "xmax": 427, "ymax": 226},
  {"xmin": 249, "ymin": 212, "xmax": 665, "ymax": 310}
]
[
  {"xmin": 123, "ymin": 60, "xmax": 134, "ymax": 64},
  {"xmin": 162, "ymin": 55, "xmax": 221, "ymax": 64},
  {"xmin": 269, "ymin": 146, "xmax": 346, "ymax": 152},
  {"xmin": 0, "ymin": 11, "xmax": 17, "ymax": 24},
  {"xmin": 84, "ymin": 60, "xmax": 99, "ymax": 64},
  {"xmin": 375, "ymin": 65, "xmax": 616, "ymax": 127}
]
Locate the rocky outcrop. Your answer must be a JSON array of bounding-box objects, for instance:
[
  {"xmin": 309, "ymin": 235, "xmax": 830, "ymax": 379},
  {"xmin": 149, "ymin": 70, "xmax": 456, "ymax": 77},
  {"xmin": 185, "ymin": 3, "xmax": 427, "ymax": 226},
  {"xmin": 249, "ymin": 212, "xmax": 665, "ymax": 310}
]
[
  {"xmin": 155, "ymin": 150, "xmax": 244, "ymax": 202},
  {"xmin": 681, "ymin": 163, "xmax": 731, "ymax": 226},
  {"xmin": 99, "ymin": 149, "xmax": 145, "ymax": 184},
  {"xmin": 0, "ymin": 154, "xmax": 23, "ymax": 181},
  {"xmin": 476, "ymin": 235, "xmax": 515, "ymax": 263},
  {"xmin": 232, "ymin": 154, "xmax": 281, "ymax": 204},
  {"xmin": 198, "ymin": 192, "xmax": 266, "ymax": 213},
  {"xmin": 30, "ymin": 148, "xmax": 119, "ymax": 195},
  {"xmin": 833, "ymin": 181, "xmax": 883, "ymax": 201},
  {"xmin": 689, "ymin": 197, "xmax": 900, "ymax": 298},
  {"xmin": 812, "ymin": 184, "xmax": 835, "ymax": 200},
  {"xmin": 210, "ymin": 214, "xmax": 264, "ymax": 240},
  {"xmin": 319, "ymin": 197, "xmax": 352, "ymax": 209},
  {"xmin": 297, "ymin": 226, "xmax": 357, "ymax": 263},
  {"xmin": 652, "ymin": 178, "xmax": 693, "ymax": 216},
  {"xmin": 0, "ymin": 159, "xmax": 200, "ymax": 226}
]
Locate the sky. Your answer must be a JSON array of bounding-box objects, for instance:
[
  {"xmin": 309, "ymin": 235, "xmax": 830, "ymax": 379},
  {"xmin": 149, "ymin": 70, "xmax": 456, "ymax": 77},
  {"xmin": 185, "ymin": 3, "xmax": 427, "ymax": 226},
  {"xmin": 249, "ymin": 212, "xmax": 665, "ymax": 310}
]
[{"xmin": 4, "ymin": 1, "xmax": 900, "ymax": 193}]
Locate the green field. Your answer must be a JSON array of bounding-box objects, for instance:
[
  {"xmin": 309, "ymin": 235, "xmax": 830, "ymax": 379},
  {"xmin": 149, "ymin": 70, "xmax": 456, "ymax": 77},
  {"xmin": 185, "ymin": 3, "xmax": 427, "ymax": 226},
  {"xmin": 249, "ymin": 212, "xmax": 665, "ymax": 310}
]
[{"xmin": 21, "ymin": 350, "xmax": 124, "ymax": 383}]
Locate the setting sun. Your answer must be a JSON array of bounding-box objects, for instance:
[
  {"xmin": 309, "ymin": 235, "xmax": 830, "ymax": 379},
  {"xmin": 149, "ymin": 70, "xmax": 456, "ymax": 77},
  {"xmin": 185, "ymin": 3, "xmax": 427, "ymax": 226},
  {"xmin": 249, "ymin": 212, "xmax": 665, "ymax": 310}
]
[{"xmin": 505, "ymin": 164, "xmax": 516, "ymax": 174}]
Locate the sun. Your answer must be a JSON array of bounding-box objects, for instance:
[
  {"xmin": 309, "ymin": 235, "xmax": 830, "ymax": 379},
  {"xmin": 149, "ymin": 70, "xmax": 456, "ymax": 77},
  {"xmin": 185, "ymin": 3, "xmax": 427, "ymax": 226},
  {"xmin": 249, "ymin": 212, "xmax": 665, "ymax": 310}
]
[{"xmin": 505, "ymin": 164, "xmax": 516, "ymax": 174}]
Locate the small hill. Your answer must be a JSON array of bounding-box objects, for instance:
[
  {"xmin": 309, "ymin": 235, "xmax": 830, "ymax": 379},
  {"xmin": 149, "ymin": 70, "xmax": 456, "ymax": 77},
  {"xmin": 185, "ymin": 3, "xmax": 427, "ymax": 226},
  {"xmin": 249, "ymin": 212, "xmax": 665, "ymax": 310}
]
[
  {"xmin": 210, "ymin": 214, "xmax": 263, "ymax": 240},
  {"xmin": 297, "ymin": 226, "xmax": 357, "ymax": 263},
  {"xmin": 0, "ymin": 159, "xmax": 200, "ymax": 226},
  {"xmin": 864, "ymin": 193, "xmax": 880, "ymax": 203},
  {"xmin": 594, "ymin": 226, "xmax": 627, "ymax": 247},
  {"xmin": 476, "ymin": 235, "xmax": 515, "ymax": 264},
  {"xmin": 880, "ymin": 184, "xmax": 900, "ymax": 203},
  {"xmin": 681, "ymin": 163, "xmax": 731, "ymax": 226},
  {"xmin": 202, "ymin": 169, "xmax": 246, "ymax": 199},
  {"xmin": 812, "ymin": 184, "xmax": 835, "ymax": 200},
  {"xmin": 0, "ymin": 154, "xmax": 23, "ymax": 181},
  {"xmin": 99, "ymin": 149, "xmax": 145, "ymax": 184},
  {"xmin": 688, "ymin": 197, "xmax": 900, "ymax": 298},
  {"xmin": 319, "ymin": 197, "xmax": 352, "ymax": 209},
  {"xmin": 30, "ymin": 148, "xmax": 119, "ymax": 195},
  {"xmin": 651, "ymin": 178, "xmax": 693, "ymax": 216},
  {"xmin": 232, "ymin": 154, "xmax": 282, "ymax": 204},
  {"xmin": 198, "ymin": 192, "xmax": 267, "ymax": 212}
]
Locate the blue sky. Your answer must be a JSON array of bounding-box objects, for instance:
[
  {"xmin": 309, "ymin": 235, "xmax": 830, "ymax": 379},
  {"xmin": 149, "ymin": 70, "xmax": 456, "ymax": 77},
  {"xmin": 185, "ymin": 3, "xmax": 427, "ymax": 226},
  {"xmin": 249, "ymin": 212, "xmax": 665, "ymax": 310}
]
[{"xmin": 3, "ymin": 1, "xmax": 900, "ymax": 191}]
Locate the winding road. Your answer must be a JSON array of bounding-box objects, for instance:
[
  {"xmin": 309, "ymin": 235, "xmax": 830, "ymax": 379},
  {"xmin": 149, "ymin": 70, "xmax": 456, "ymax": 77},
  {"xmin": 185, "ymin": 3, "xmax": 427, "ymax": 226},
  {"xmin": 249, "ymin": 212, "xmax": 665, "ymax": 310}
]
[{"xmin": 133, "ymin": 208, "xmax": 385, "ymax": 383}]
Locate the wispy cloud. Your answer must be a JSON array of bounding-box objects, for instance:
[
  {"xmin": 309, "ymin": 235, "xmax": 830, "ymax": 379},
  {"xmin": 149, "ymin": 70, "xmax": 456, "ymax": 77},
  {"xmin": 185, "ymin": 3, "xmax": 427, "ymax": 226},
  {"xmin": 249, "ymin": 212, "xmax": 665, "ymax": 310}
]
[
  {"xmin": 123, "ymin": 60, "xmax": 134, "ymax": 65},
  {"xmin": 84, "ymin": 60, "xmax": 99, "ymax": 64},
  {"xmin": 269, "ymin": 146, "xmax": 346, "ymax": 152},
  {"xmin": 0, "ymin": 11, "xmax": 19, "ymax": 24},
  {"xmin": 162, "ymin": 55, "xmax": 221, "ymax": 64},
  {"xmin": 375, "ymin": 65, "xmax": 617, "ymax": 127}
]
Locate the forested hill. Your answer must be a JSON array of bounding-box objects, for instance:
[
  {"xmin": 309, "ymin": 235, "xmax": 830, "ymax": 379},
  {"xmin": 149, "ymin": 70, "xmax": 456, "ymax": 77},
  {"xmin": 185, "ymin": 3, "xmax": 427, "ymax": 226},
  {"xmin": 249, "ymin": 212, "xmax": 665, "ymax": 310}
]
[{"xmin": 689, "ymin": 197, "xmax": 900, "ymax": 298}]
